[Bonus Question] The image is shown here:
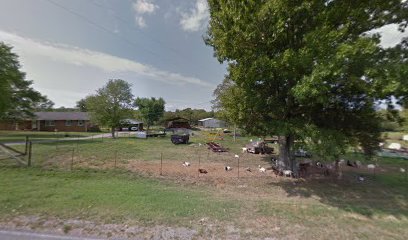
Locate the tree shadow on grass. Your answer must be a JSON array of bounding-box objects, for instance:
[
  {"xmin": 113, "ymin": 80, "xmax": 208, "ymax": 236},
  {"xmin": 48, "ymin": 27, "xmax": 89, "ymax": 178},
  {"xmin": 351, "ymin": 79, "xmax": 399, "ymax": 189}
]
[{"xmin": 267, "ymin": 172, "xmax": 408, "ymax": 219}]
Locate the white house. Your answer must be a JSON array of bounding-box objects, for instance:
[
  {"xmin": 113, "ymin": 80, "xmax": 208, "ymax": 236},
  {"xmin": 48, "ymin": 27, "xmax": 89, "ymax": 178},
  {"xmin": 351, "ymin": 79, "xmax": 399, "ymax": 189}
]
[{"xmin": 198, "ymin": 118, "xmax": 226, "ymax": 128}]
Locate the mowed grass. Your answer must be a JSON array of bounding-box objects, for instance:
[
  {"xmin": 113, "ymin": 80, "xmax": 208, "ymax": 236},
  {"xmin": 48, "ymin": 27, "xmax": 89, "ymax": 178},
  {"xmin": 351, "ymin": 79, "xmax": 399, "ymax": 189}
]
[
  {"xmin": 0, "ymin": 167, "xmax": 237, "ymax": 224},
  {"xmin": 0, "ymin": 166, "xmax": 407, "ymax": 239},
  {"xmin": 0, "ymin": 130, "xmax": 100, "ymax": 143},
  {"xmin": 1, "ymin": 131, "xmax": 408, "ymax": 238}
]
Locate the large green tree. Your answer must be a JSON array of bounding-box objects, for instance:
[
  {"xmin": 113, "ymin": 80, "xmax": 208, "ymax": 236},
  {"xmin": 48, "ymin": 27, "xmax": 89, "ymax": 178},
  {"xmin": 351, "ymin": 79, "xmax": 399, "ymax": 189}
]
[
  {"xmin": 0, "ymin": 42, "xmax": 53, "ymax": 120},
  {"xmin": 84, "ymin": 79, "xmax": 134, "ymax": 138},
  {"xmin": 207, "ymin": 1, "xmax": 408, "ymax": 171},
  {"xmin": 134, "ymin": 97, "xmax": 165, "ymax": 132}
]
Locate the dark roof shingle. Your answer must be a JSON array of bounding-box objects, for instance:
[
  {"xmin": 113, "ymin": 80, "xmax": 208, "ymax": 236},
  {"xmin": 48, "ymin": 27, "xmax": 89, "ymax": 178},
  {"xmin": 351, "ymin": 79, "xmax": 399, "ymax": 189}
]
[{"xmin": 34, "ymin": 112, "xmax": 90, "ymax": 121}]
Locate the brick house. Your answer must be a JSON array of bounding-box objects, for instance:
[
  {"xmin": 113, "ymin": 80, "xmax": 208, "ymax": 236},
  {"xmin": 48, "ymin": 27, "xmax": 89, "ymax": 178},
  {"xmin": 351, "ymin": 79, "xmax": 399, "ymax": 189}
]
[{"xmin": 0, "ymin": 112, "xmax": 95, "ymax": 132}]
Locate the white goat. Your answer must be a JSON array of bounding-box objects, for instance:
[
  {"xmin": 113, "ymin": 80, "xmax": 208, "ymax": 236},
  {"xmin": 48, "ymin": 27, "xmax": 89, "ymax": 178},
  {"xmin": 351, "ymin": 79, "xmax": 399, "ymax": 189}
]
[
  {"xmin": 234, "ymin": 154, "xmax": 240, "ymax": 158},
  {"xmin": 242, "ymin": 147, "xmax": 247, "ymax": 153},
  {"xmin": 283, "ymin": 170, "xmax": 293, "ymax": 177},
  {"xmin": 258, "ymin": 165, "xmax": 266, "ymax": 173},
  {"xmin": 367, "ymin": 164, "xmax": 376, "ymax": 169},
  {"xmin": 182, "ymin": 161, "xmax": 191, "ymax": 167},
  {"xmin": 400, "ymin": 168, "xmax": 406, "ymax": 173},
  {"xmin": 225, "ymin": 166, "xmax": 232, "ymax": 171}
]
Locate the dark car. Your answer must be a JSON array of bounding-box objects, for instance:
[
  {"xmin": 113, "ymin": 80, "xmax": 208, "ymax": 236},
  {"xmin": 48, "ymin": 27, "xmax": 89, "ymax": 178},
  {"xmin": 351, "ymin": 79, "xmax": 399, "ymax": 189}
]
[
  {"xmin": 294, "ymin": 149, "xmax": 312, "ymax": 158},
  {"xmin": 246, "ymin": 141, "xmax": 274, "ymax": 154},
  {"xmin": 171, "ymin": 134, "xmax": 189, "ymax": 144}
]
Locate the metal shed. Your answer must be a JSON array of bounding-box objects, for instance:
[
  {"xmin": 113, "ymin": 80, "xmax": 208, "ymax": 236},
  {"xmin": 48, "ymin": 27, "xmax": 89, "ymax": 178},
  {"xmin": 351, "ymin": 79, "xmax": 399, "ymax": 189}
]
[{"xmin": 198, "ymin": 118, "xmax": 226, "ymax": 128}]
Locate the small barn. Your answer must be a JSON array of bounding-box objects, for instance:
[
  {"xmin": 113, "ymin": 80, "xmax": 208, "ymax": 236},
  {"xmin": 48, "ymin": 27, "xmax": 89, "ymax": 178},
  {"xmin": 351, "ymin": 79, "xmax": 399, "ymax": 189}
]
[
  {"xmin": 198, "ymin": 118, "xmax": 226, "ymax": 128},
  {"xmin": 165, "ymin": 117, "xmax": 191, "ymax": 129}
]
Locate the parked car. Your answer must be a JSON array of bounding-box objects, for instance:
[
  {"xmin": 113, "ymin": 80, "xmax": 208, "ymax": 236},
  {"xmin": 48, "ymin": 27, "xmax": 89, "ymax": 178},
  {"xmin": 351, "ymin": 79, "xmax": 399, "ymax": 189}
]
[
  {"xmin": 294, "ymin": 149, "xmax": 312, "ymax": 158},
  {"xmin": 246, "ymin": 141, "xmax": 274, "ymax": 154}
]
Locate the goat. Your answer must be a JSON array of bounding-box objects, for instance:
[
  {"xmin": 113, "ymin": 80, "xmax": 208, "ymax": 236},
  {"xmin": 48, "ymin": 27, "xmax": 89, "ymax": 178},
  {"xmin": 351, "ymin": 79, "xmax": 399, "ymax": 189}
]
[
  {"xmin": 225, "ymin": 166, "xmax": 232, "ymax": 171},
  {"xmin": 182, "ymin": 161, "xmax": 191, "ymax": 167},
  {"xmin": 358, "ymin": 175, "xmax": 365, "ymax": 182},
  {"xmin": 258, "ymin": 165, "xmax": 266, "ymax": 173},
  {"xmin": 401, "ymin": 168, "xmax": 406, "ymax": 173},
  {"xmin": 242, "ymin": 147, "xmax": 247, "ymax": 153},
  {"xmin": 367, "ymin": 164, "xmax": 376, "ymax": 169},
  {"xmin": 198, "ymin": 168, "xmax": 208, "ymax": 174},
  {"xmin": 234, "ymin": 154, "xmax": 239, "ymax": 158},
  {"xmin": 283, "ymin": 170, "xmax": 293, "ymax": 177}
]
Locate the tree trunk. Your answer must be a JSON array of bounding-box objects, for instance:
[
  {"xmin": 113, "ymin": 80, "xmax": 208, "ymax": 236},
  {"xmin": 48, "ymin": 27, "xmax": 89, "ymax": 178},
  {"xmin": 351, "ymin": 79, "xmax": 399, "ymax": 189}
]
[
  {"xmin": 278, "ymin": 135, "xmax": 296, "ymax": 172},
  {"xmin": 111, "ymin": 127, "xmax": 115, "ymax": 139}
]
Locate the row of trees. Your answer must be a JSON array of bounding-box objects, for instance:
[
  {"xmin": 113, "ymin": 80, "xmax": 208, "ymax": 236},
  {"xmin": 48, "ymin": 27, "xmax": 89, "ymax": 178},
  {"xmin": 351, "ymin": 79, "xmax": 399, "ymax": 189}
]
[
  {"xmin": 0, "ymin": 42, "xmax": 53, "ymax": 120},
  {"xmin": 77, "ymin": 79, "xmax": 165, "ymax": 138},
  {"xmin": 206, "ymin": 0, "xmax": 408, "ymax": 170}
]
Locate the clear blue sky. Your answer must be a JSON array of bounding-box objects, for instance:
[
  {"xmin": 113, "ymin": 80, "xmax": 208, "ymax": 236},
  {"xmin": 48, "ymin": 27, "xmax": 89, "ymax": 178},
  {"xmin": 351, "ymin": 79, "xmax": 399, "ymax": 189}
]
[{"xmin": 0, "ymin": 0, "xmax": 406, "ymax": 110}]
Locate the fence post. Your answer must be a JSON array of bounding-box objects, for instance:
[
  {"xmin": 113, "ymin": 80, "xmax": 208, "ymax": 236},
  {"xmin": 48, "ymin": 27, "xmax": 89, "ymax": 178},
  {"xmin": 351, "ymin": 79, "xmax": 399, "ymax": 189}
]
[
  {"xmin": 237, "ymin": 155, "xmax": 240, "ymax": 178},
  {"xmin": 24, "ymin": 136, "xmax": 29, "ymax": 155},
  {"xmin": 160, "ymin": 152, "xmax": 163, "ymax": 176},
  {"xmin": 27, "ymin": 141, "xmax": 32, "ymax": 167},
  {"xmin": 71, "ymin": 148, "xmax": 74, "ymax": 171},
  {"xmin": 198, "ymin": 152, "xmax": 201, "ymax": 178},
  {"xmin": 114, "ymin": 150, "xmax": 117, "ymax": 169}
]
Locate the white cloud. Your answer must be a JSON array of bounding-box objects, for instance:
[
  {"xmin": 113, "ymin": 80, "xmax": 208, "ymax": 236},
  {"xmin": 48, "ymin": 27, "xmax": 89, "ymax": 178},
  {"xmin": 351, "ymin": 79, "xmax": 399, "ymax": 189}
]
[
  {"xmin": 133, "ymin": 0, "xmax": 158, "ymax": 14},
  {"xmin": 0, "ymin": 30, "xmax": 213, "ymax": 88},
  {"xmin": 180, "ymin": 0, "xmax": 209, "ymax": 32},
  {"xmin": 135, "ymin": 16, "xmax": 146, "ymax": 28},
  {"xmin": 132, "ymin": 0, "xmax": 158, "ymax": 28}
]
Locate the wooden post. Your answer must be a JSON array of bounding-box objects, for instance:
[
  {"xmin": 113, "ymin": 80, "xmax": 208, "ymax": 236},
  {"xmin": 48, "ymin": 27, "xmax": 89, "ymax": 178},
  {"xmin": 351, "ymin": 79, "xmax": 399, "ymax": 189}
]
[
  {"xmin": 233, "ymin": 124, "xmax": 236, "ymax": 142},
  {"xmin": 114, "ymin": 150, "xmax": 117, "ymax": 169},
  {"xmin": 160, "ymin": 153, "xmax": 163, "ymax": 176},
  {"xmin": 27, "ymin": 141, "xmax": 32, "ymax": 167},
  {"xmin": 24, "ymin": 136, "xmax": 29, "ymax": 155},
  {"xmin": 71, "ymin": 148, "xmax": 74, "ymax": 171}
]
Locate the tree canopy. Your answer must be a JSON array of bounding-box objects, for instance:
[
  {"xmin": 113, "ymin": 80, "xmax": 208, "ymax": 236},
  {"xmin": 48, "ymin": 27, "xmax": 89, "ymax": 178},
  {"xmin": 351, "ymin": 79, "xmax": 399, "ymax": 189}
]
[
  {"xmin": 206, "ymin": 1, "xmax": 408, "ymax": 169},
  {"xmin": 84, "ymin": 79, "xmax": 134, "ymax": 137},
  {"xmin": 134, "ymin": 97, "xmax": 165, "ymax": 130},
  {"xmin": 0, "ymin": 42, "xmax": 53, "ymax": 120}
]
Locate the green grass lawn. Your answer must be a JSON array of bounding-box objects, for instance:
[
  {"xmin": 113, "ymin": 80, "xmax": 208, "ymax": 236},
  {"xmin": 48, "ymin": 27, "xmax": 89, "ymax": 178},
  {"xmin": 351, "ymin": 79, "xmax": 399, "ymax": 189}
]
[
  {"xmin": 0, "ymin": 166, "xmax": 407, "ymax": 239},
  {"xmin": 1, "ymin": 131, "xmax": 408, "ymax": 238},
  {"xmin": 0, "ymin": 131, "xmax": 101, "ymax": 143}
]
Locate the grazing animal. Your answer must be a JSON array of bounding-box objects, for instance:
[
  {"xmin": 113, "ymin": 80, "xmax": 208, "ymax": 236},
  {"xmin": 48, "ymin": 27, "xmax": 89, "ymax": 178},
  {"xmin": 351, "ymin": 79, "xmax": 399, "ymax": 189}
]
[
  {"xmin": 258, "ymin": 165, "xmax": 266, "ymax": 173},
  {"xmin": 246, "ymin": 167, "xmax": 251, "ymax": 172},
  {"xmin": 234, "ymin": 154, "xmax": 239, "ymax": 158},
  {"xmin": 242, "ymin": 147, "xmax": 247, "ymax": 153},
  {"xmin": 182, "ymin": 161, "xmax": 191, "ymax": 167},
  {"xmin": 401, "ymin": 168, "xmax": 406, "ymax": 173},
  {"xmin": 367, "ymin": 164, "xmax": 376, "ymax": 169},
  {"xmin": 225, "ymin": 166, "xmax": 232, "ymax": 171},
  {"xmin": 198, "ymin": 143, "xmax": 202, "ymax": 147},
  {"xmin": 198, "ymin": 168, "xmax": 208, "ymax": 174},
  {"xmin": 358, "ymin": 175, "xmax": 365, "ymax": 181},
  {"xmin": 283, "ymin": 170, "xmax": 293, "ymax": 177},
  {"xmin": 316, "ymin": 161, "xmax": 323, "ymax": 168}
]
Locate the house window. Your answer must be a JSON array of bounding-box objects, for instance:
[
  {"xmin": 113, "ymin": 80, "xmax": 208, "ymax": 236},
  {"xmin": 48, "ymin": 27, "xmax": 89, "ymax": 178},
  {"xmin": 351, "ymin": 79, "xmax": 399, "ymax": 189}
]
[
  {"xmin": 65, "ymin": 120, "xmax": 72, "ymax": 126},
  {"xmin": 45, "ymin": 120, "xmax": 55, "ymax": 126},
  {"xmin": 78, "ymin": 120, "xmax": 84, "ymax": 126}
]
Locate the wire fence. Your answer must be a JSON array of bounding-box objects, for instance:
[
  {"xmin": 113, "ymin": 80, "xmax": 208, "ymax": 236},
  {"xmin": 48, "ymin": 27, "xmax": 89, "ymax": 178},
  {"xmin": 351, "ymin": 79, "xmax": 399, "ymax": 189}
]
[{"xmin": 1, "ymin": 135, "xmax": 407, "ymax": 181}]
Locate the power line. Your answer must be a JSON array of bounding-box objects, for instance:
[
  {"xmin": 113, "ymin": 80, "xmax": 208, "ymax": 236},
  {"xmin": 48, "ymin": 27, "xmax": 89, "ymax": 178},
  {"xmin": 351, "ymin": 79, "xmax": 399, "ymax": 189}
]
[{"xmin": 44, "ymin": 0, "xmax": 166, "ymax": 61}]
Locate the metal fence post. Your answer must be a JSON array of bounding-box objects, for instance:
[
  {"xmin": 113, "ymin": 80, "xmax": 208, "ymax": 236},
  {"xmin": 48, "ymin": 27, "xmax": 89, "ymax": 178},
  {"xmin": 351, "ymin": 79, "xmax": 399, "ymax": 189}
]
[
  {"xmin": 71, "ymin": 148, "xmax": 74, "ymax": 171},
  {"xmin": 160, "ymin": 153, "xmax": 163, "ymax": 176},
  {"xmin": 27, "ymin": 141, "xmax": 32, "ymax": 167},
  {"xmin": 114, "ymin": 150, "xmax": 117, "ymax": 169},
  {"xmin": 24, "ymin": 136, "xmax": 29, "ymax": 155}
]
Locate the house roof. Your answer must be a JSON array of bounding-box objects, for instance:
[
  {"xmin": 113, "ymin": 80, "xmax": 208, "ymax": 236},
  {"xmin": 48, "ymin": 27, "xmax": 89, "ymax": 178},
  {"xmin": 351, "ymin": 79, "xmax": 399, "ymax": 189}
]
[
  {"xmin": 34, "ymin": 112, "xmax": 90, "ymax": 121},
  {"xmin": 198, "ymin": 118, "xmax": 214, "ymax": 122}
]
